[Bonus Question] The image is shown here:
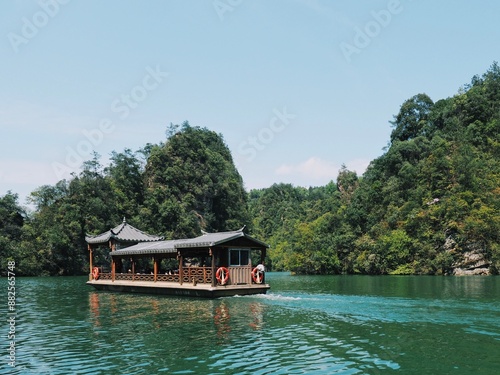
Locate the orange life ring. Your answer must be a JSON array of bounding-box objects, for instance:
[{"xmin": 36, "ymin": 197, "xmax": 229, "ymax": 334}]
[
  {"xmin": 92, "ymin": 267, "xmax": 100, "ymax": 280},
  {"xmin": 216, "ymin": 267, "xmax": 229, "ymax": 285},
  {"xmin": 251, "ymin": 267, "xmax": 264, "ymax": 284}
]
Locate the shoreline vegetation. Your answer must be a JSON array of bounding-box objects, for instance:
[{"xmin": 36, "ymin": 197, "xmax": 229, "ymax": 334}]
[{"xmin": 2, "ymin": 63, "xmax": 500, "ymax": 277}]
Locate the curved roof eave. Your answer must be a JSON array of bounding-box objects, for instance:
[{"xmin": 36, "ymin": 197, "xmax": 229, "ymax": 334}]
[{"xmin": 86, "ymin": 218, "xmax": 163, "ymax": 245}]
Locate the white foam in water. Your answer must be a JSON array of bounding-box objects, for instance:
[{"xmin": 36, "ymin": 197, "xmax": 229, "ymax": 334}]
[
  {"xmin": 232, "ymin": 292, "xmax": 302, "ymax": 301},
  {"xmin": 254, "ymin": 293, "xmax": 302, "ymax": 301}
]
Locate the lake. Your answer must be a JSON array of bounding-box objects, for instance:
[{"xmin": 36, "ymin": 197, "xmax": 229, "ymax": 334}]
[{"xmin": 1, "ymin": 273, "xmax": 499, "ymax": 374}]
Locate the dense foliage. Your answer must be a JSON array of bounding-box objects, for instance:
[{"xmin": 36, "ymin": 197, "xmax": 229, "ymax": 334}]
[
  {"xmin": 249, "ymin": 63, "xmax": 500, "ymax": 275},
  {"xmin": 2, "ymin": 64, "xmax": 499, "ymax": 276},
  {"xmin": 1, "ymin": 123, "xmax": 249, "ymax": 275},
  {"xmin": 141, "ymin": 123, "xmax": 249, "ymax": 238}
]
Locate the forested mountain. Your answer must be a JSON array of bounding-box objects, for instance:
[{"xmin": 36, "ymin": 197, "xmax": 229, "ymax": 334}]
[
  {"xmin": 1, "ymin": 64, "xmax": 499, "ymax": 276},
  {"xmin": 0, "ymin": 123, "xmax": 249, "ymax": 275},
  {"xmin": 250, "ymin": 63, "xmax": 500, "ymax": 275},
  {"xmin": 141, "ymin": 124, "xmax": 249, "ymax": 239}
]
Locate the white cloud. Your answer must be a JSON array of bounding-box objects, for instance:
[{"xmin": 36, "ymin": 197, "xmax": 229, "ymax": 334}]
[
  {"xmin": 0, "ymin": 101, "xmax": 91, "ymax": 136},
  {"xmin": 275, "ymin": 156, "xmax": 371, "ymax": 186},
  {"xmin": 0, "ymin": 160, "xmax": 58, "ymax": 186},
  {"xmin": 347, "ymin": 158, "xmax": 371, "ymax": 175},
  {"xmin": 276, "ymin": 157, "xmax": 338, "ymax": 180},
  {"xmin": 0, "ymin": 160, "xmax": 61, "ymax": 205}
]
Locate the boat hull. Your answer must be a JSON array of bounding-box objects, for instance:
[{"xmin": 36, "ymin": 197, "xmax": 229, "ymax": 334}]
[{"xmin": 87, "ymin": 280, "xmax": 270, "ymax": 298}]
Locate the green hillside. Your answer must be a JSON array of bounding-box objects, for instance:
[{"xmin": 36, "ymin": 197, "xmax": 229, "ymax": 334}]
[
  {"xmin": 250, "ymin": 63, "xmax": 500, "ymax": 275},
  {"xmin": 1, "ymin": 64, "xmax": 499, "ymax": 276}
]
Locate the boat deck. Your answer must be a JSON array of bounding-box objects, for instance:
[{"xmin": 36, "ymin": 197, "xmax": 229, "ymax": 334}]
[{"xmin": 87, "ymin": 279, "xmax": 270, "ymax": 298}]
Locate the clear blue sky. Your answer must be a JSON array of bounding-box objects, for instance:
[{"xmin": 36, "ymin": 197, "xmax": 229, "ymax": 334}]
[{"xmin": 1, "ymin": 0, "xmax": 499, "ymax": 206}]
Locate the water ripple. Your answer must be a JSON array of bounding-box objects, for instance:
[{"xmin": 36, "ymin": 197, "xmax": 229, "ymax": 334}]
[{"xmin": 1, "ymin": 275, "xmax": 499, "ymax": 374}]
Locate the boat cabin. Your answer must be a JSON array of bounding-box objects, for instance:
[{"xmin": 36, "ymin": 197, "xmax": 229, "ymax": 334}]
[{"xmin": 86, "ymin": 220, "xmax": 270, "ymax": 298}]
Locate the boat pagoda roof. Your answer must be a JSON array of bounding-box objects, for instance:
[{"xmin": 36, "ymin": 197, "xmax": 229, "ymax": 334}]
[
  {"xmin": 85, "ymin": 218, "xmax": 164, "ymax": 245},
  {"xmin": 111, "ymin": 226, "xmax": 269, "ymax": 257}
]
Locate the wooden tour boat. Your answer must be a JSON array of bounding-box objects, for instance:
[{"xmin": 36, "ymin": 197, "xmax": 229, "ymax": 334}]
[{"xmin": 86, "ymin": 219, "xmax": 270, "ymax": 298}]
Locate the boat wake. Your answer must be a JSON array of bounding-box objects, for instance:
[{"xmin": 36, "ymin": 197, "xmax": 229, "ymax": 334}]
[{"xmin": 234, "ymin": 292, "xmax": 303, "ymax": 301}]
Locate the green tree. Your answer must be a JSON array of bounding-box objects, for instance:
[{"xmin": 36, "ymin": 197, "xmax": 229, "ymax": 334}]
[
  {"xmin": 390, "ymin": 93, "xmax": 434, "ymax": 142},
  {"xmin": 286, "ymin": 213, "xmax": 341, "ymax": 274},
  {"xmin": 106, "ymin": 148, "xmax": 144, "ymax": 220},
  {"xmin": 142, "ymin": 122, "xmax": 249, "ymax": 238},
  {"xmin": 0, "ymin": 192, "xmax": 25, "ymax": 272}
]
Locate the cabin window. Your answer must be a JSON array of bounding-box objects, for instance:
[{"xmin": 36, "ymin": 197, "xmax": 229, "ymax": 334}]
[{"xmin": 229, "ymin": 249, "xmax": 249, "ymax": 266}]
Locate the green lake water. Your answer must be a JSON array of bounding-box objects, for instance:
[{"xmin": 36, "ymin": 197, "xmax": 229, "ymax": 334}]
[{"xmin": 1, "ymin": 273, "xmax": 499, "ymax": 374}]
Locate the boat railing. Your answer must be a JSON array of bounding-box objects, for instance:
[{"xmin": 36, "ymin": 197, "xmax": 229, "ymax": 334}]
[
  {"xmin": 181, "ymin": 266, "xmax": 213, "ymax": 284},
  {"xmin": 96, "ymin": 267, "xmax": 214, "ymax": 284},
  {"xmin": 95, "ymin": 267, "xmax": 262, "ymax": 285},
  {"xmin": 156, "ymin": 274, "xmax": 180, "ymax": 283}
]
